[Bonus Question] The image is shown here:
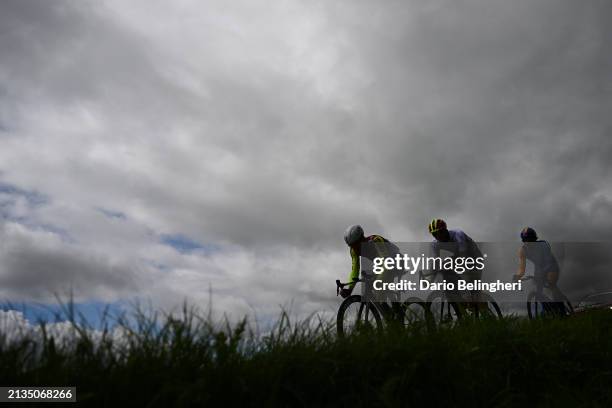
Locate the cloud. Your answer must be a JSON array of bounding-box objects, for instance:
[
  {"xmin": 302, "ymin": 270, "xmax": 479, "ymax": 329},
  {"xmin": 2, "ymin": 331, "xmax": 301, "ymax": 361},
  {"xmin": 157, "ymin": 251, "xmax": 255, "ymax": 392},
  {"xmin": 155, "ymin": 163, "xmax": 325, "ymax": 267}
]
[
  {"xmin": 0, "ymin": 309, "xmax": 76, "ymax": 347},
  {"xmin": 0, "ymin": 221, "xmax": 141, "ymax": 302},
  {"xmin": 0, "ymin": 0, "xmax": 610, "ymax": 319},
  {"xmin": 0, "ymin": 309, "xmax": 136, "ymax": 356}
]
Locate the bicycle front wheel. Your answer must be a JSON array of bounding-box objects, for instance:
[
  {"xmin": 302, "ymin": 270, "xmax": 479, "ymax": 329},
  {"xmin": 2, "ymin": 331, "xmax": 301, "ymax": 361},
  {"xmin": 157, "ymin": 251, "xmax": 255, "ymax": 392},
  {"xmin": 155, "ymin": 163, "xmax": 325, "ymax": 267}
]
[
  {"xmin": 426, "ymin": 291, "xmax": 461, "ymax": 327},
  {"xmin": 337, "ymin": 295, "xmax": 382, "ymax": 337}
]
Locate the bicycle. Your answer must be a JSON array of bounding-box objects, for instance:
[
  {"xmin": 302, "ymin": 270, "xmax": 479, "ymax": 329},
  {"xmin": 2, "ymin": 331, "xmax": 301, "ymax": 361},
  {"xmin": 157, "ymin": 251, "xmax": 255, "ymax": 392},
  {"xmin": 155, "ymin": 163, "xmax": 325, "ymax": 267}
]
[
  {"xmin": 335, "ymin": 275, "xmax": 429, "ymax": 337},
  {"xmin": 522, "ymin": 275, "xmax": 574, "ymax": 319},
  {"xmin": 420, "ymin": 271, "xmax": 503, "ymax": 326}
]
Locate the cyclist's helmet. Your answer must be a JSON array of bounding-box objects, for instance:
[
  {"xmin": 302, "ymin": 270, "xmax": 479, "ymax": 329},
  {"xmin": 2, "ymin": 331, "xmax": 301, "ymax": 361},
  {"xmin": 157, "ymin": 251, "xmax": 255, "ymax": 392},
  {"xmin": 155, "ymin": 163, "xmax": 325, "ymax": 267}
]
[
  {"xmin": 520, "ymin": 227, "xmax": 538, "ymax": 242},
  {"xmin": 344, "ymin": 224, "xmax": 364, "ymax": 246},
  {"xmin": 428, "ymin": 218, "xmax": 447, "ymax": 234}
]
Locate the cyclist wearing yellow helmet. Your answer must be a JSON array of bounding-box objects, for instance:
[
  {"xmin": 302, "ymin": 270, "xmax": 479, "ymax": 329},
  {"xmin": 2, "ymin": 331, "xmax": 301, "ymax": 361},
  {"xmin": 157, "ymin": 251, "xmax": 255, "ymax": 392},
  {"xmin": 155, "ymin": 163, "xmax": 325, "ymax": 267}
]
[
  {"xmin": 429, "ymin": 219, "xmax": 482, "ymax": 256},
  {"xmin": 428, "ymin": 218, "xmax": 483, "ymax": 281}
]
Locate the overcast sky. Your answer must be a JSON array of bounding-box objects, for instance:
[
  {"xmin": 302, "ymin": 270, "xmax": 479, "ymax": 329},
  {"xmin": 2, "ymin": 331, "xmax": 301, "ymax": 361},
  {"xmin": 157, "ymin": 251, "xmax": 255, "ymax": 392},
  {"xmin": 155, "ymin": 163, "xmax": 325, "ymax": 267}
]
[{"xmin": 1, "ymin": 0, "xmax": 611, "ymax": 321}]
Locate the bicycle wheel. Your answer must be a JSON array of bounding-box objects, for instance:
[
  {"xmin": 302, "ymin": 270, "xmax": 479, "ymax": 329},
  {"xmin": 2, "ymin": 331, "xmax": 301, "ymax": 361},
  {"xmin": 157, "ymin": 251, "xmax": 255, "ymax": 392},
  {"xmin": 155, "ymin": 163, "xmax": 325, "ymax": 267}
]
[
  {"xmin": 400, "ymin": 297, "xmax": 430, "ymax": 329},
  {"xmin": 471, "ymin": 292, "xmax": 503, "ymax": 320},
  {"xmin": 426, "ymin": 291, "xmax": 461, "ymax": 327},
  {"xmin": 527, "ymin": 291, "xmax": 554, "ymax": 319},
  {"xmin": 337, "ymin": 295, "xmax": 382, "ymax": 337}
]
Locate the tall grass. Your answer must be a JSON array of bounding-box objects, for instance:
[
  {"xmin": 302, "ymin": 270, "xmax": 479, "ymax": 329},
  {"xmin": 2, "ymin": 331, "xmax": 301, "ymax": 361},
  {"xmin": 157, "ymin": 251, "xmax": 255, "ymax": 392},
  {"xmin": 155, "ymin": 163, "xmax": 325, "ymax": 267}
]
[{"xmin": 1, "ymin": 302, "xmax": 611, "ymax": 407}]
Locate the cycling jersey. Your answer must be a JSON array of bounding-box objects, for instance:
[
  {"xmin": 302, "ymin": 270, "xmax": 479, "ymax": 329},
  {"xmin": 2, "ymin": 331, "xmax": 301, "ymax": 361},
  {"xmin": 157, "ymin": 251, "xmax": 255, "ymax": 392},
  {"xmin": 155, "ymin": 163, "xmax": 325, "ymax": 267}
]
[
  {"xmin": 347, "ymin": 235, "xmax": 395, "ymax": 286},
  {"xmin": 523, "ymin": 240, "xmax": 559, "ymax": 279},
  {"xmin": 430, "ymin": 229, "xmax": 483, "ymax": 281},
  {"xmin": 518, "ymin": 240, "xmax": 561, "ymax": 300},
  {"xmin": 431, "ymin": 229, "xmax": 482, "ymax": 258}
]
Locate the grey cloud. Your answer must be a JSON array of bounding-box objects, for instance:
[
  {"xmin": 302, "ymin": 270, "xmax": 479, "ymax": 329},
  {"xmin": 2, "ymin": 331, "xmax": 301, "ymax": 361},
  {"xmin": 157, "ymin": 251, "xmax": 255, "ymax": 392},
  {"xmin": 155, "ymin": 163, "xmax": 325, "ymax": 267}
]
[
  {"xmin": 311, "ymin": 0, "xmax": 612, "ymax": 241},
  {"xmin": 0, "ymin": 223, "xmax": 140, "ymax": 302},
  {"xmin": 0, "ymin": 0, "xmax": 610, "ymax": 315}
]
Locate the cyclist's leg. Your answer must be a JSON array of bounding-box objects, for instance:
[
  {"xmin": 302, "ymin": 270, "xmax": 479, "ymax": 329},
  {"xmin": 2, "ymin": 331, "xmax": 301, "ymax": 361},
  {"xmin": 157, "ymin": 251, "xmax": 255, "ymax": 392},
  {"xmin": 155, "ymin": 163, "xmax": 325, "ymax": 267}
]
[
  {"xmin": 376, "ymin": 302, "xmax": 391, "ymax": 318},
  {"xmin": 390, "ymin": 302, "xmax": 402, "ymax": 323},
  {"xmin": 535, "ymin": 275, "xmax": 561, "ymax": 316},
  {"xmin": 436, "ymin": 290, "xmax": 462, "ymax": 322},
  {"xmin": 464, "ymin": 269, "xmax": 483, "ymax": 313},
  {"xmin": 381, "ymin": 271, "xmax": 405, "ymax": 321},
  {"xmin": 374, "ymin": 299, "xmax": 402, "ymax": 325},
  {"xmin": 546, "ymin": 270, "xmax": 560, "ymax": 300},
  {"xmin": 545, "ymin": 270, "xmax": 567, "ymax": 315},
  {"xmin": 534, "ymin": 273, "xmax": 546, "ymax": 299},
  {"xmin": 533, "ymin": 276, "xmax": 548, "ymax": 311}
]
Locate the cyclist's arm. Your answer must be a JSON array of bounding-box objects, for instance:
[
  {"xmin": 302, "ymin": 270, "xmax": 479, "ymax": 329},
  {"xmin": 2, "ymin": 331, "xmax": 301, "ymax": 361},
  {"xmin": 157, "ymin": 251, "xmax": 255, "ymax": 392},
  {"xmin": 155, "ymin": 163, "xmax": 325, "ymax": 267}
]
[
  {"xmin": 516, "ymin": 246, "xmax": 526, "ymax": 279},
  {"xmin": 347, "ymin": 247, "xmax": 360, "ymax": 289}
]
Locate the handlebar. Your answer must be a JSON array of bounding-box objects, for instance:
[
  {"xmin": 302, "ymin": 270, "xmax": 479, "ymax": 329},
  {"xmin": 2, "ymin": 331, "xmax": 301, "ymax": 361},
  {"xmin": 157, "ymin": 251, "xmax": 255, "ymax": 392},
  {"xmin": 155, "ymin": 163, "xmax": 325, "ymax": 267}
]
[{"xmin": 336, "ymin": 278, "xmax": 361, "ymax": 296}]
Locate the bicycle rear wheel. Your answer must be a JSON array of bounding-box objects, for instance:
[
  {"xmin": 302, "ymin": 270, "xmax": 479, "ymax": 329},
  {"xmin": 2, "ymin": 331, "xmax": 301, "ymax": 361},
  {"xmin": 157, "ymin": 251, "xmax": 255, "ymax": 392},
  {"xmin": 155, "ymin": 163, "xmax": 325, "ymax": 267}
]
[
  {"xmin": 527, "ymin": 291, "xmax": 554, "ymax": 319},
  {"xmin": 400, "ymin": 297, "xmax": 430, "ymax": 331},
  {"xmin": 471, "ymin": 292, "xmax": 503, "ymax": 320},
  {"xmin": 337, "ymin": 295, "xmax": 382, "ymax": 337}
]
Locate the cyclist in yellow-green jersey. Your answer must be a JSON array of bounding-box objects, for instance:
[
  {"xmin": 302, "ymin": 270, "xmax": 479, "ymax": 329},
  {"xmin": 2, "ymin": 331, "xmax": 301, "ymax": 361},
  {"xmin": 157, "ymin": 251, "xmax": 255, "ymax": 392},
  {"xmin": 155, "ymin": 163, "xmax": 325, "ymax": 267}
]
[{"xmin": 340, "ymin": 225, "xmax": 397, "ymax": 298}]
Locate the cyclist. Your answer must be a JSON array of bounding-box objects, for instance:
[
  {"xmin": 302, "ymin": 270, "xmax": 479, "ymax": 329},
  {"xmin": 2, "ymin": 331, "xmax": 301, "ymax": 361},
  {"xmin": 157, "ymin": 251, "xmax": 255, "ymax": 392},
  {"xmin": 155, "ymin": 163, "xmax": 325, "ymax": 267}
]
[
  {"xmin": 514, "ymin": 227, "xmax": 563, "ymax": 303},
  {"xmin": 428, "ymin": 219, "xmax": 484, "ymax": 308},
  {"xmin": 340, "ymin": 225, "xmax": 397, "ymax": 299},
  {"xmin": 428, "ymin": 218, "xmax": 484, "ymax": 280}
]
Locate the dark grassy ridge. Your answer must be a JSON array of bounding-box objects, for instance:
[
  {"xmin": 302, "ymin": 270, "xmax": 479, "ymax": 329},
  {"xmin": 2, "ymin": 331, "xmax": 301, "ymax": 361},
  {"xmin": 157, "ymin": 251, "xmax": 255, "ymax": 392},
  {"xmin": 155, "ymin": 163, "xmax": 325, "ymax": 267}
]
[{"xmin": 1, "ymin": 306, "xmax": 611, "ymax": 407}]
